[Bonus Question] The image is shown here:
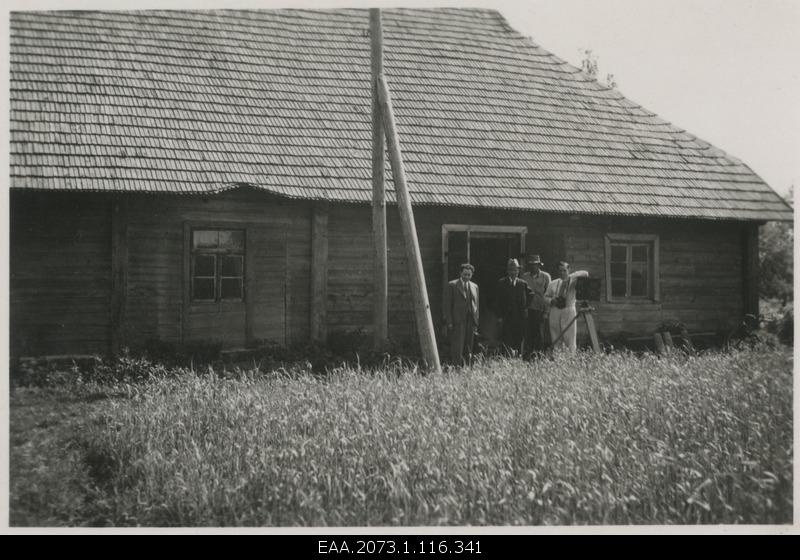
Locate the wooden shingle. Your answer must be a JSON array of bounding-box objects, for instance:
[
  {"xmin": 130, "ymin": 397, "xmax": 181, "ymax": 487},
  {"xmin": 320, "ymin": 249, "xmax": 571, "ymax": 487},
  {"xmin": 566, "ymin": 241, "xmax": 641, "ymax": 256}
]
[{"xmin": 9, "ymin": 8, "xmax": 792, "ymax": 221}]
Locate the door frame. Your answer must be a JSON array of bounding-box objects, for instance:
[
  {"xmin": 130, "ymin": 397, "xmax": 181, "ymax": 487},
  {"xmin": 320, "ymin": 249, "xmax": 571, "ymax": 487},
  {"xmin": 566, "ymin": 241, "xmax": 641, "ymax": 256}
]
[{"xmin": 441, "ymin": 224, "xmax": 528, "ymax": 302}]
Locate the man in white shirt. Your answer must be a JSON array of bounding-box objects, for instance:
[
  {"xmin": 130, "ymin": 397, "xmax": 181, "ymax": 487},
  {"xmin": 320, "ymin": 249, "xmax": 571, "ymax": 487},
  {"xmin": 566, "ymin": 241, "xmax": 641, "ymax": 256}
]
[{"xmin": 544, "ymin": 261, "xmax": 589, "ymax": 353}]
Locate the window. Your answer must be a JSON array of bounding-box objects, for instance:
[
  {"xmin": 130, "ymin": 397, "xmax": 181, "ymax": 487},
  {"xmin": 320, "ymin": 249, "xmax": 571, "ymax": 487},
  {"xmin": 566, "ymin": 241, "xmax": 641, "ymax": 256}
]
[
  {"xmin": 605, "ymin": 234, "xmax": 659, "ymax": 301},
  {"xmin": 191, "ymin": 229, "xmax": 245, "ymax": 302}
]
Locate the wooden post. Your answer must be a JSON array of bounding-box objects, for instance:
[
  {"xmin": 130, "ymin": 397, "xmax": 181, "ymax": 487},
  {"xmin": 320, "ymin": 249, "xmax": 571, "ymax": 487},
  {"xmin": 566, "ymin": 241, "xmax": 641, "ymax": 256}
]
[
  {"xmin": 653, "ymin": 332, "xmax": 666, "ymax": 355},
  {"xmin": 370, "ymin": 8, "xmax": 388, "ymax": 349},
  {"xmin": 245, "ymin": 226, "xmax": 255, "ymax": 345},
  {"xmin": 311, "ymin": 201, "xmax": 329, "ymax": 344},
  {"xmin": 679, "ymin": 326, "xmax": 695, "ymax": 353},
  {"xmin": 582, "ymin": 312, "xmax": 602, "ymax": 354},
  {"xmin": 377, "ymin": 74, "xmax": 441, "ymax": 373},
  {"xmin": 110, "ymin": 195, "xmax": 128, "ymax": 355},
  {"xmin": 743, "ymin": 223, "xmax": 760, "ymax": 318}
]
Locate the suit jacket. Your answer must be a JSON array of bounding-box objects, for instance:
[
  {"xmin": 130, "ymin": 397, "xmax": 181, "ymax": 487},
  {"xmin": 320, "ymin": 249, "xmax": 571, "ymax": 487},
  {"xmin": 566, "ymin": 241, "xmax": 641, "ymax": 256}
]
[
  {"xmin": 444, "ymin": 279, "xmax": 479, "ymax": 326},
  {"xmin": 495, "ymin": 276, "xmax": 532, "ymax": 323}
]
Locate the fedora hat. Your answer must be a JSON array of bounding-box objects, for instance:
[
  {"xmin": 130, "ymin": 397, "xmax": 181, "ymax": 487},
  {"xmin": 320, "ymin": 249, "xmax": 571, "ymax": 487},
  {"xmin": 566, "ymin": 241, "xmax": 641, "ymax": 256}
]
[{"xmin": 527, "ymin": 254, "xmax": 544, "ymax": 265}]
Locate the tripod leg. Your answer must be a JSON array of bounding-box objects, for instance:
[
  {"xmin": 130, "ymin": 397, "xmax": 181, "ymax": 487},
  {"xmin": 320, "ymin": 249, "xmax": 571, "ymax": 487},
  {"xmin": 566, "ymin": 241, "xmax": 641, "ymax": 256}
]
[
  {"xmin": 551, "ymin": 312, "xmax": 580, "ymax": 348},
  {"xmin": 583, "ymin": 312, "xmax": 601, "ymax": 354}
]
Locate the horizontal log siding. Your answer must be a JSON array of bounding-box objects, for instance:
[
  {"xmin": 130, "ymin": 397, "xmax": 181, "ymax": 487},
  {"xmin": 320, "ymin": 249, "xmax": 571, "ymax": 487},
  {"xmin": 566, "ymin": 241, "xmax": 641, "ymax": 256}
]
[
  {"xmin": 10, "ymin": 191, "xmax": 112, "ymax": 356},
  {"xmin": 328, "ymin": 205, "xmax": 747, "ymax": 344},
  {"xmin": 327, "ymin": 205, "xmax": 424, "ymax": 343},
  {"xmin": 561, "ymin": 217, "xmax": 744, "ymax": 338},
  {"xmin": 124, "ymin": 190, "xmax": 311, "ymax": 349},
  {"xmin": 11, "ymin": 189, "xmax": 749, "ymax": 357}
]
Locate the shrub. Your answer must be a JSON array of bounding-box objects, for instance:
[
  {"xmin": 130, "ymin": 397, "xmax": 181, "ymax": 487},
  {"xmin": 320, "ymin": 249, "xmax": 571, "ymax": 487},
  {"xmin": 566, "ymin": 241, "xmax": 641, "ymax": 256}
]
[
  {"xmin": 764, "ymin": 303, "xmax": 793, "ymax": 346},
  {"xmin": 759, "ymin": 218, "xmax": 793, "ymax": 304}
]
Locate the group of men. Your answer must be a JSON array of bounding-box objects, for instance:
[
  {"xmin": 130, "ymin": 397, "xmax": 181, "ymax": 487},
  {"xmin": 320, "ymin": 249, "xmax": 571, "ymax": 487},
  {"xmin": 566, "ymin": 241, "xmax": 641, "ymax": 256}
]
[{"xmin": 443, "ymin": 254, "xmax": 588, "ymax": 365}]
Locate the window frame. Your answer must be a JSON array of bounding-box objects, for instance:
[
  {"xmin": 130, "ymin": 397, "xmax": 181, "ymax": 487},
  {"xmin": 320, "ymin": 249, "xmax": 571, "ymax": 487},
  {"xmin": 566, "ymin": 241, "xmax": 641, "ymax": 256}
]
[
  {"xmin": 604, "ymin": 233, "xmax": 660, "ymax": 302},
  {"xmin": 189, "ymin": 227, "xmax": 246, "ymax": 304}
]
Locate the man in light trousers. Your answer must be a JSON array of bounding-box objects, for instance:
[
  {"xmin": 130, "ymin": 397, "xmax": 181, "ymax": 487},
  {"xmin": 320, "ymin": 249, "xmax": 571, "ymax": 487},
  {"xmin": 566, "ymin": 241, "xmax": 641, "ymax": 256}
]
[{"xmin": 544, "ymin": 261, "xmax": 588, "ymax": 353}]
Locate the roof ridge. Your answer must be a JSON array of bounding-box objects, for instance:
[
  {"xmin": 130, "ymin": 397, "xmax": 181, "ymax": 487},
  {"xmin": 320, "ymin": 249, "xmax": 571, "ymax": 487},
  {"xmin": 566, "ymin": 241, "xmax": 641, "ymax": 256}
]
[{"xmin": 478, "ymin": 8, "xmax": 518, "ymax": 34}]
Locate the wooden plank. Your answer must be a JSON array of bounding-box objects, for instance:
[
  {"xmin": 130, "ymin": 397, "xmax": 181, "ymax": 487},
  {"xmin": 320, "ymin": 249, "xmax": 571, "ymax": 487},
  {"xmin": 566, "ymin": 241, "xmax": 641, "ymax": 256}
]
[
  {"xmin": 378, "ymin": 73, "xmax": 441, "ymax": 373},
  {"xmin": 652, "ymin": 234, "xmax": 661, "ymax": 302},
  {"xmin": 311, "ymin": 202, "xmax": 329, "ymax": 344},
  {"xmin": 284, "ymin": 227, "xmax": 290, "ymax": 346},
  {"xmin": 742, "ymin": 223, "xmax": 759, "ymax": 317},
  {"xmin": 604, "ymin": 234, "xmax": 612, "ymax": 302},
  {"xmin": 371, "ymin": 8, "xmax": 388, "ymax": 349},
  {"xmin": 583, "ymin": 312, "xmax": 602, "ymax": 354},
  {"xmin": 245, "ymin": 223, "xmax": 256, "ymax": 344},
  {"xmin": 248, "ymin": 225, "xmax": 288, "ymax": 345},
  {"xmin": 653, "ymin": 332, "xmax": 666, "ymax": 355},
  {"xmin": 181, "ymin": 221, "xmax": 191, "ymax": 344},
  {"xmin": 110, "ymin": 195, "xmax": 128, "ymax": 355}
]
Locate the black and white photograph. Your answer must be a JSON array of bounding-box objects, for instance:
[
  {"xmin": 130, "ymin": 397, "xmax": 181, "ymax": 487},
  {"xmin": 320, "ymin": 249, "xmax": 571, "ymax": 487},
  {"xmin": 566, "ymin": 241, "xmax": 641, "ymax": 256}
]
[{"xmin": 2, "ymin": 0, "xmax": 797, "ymax": 533}]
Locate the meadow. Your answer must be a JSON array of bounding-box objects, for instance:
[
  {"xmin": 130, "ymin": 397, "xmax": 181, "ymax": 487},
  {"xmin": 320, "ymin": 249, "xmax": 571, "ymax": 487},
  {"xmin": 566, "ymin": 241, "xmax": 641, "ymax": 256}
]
[{"xmin": 9, "ymin": 344, "xmax": 793, "ymax": 527}]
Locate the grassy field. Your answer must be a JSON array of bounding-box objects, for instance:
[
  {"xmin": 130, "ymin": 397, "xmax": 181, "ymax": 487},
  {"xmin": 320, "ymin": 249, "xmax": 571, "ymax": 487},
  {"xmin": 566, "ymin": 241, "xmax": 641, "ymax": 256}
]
[{"xmin": 9, "ymin": 345, "xmax": 793, "ymax": 527}]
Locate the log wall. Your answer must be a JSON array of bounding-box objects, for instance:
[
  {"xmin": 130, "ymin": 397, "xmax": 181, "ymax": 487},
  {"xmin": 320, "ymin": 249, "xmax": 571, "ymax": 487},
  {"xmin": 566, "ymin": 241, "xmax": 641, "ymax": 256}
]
[{"xmin": 10, "ymin": 190, "xmax": 753, "ymax": 357}]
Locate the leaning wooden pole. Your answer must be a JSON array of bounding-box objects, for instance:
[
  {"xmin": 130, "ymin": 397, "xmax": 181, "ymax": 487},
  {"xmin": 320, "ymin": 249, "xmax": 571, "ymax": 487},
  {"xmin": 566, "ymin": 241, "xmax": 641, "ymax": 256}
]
[
  {"xmin": 370, "ymin": 8, "xmax": 388, "ymax": 349},
  {"xmin": 377, "ymin": 74, "xmax": 442, "ymax": 374}
]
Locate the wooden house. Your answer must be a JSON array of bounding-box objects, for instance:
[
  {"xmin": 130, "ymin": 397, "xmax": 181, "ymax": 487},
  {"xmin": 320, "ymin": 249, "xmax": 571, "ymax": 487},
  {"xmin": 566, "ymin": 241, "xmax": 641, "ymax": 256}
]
[{"xmin": 9, "ymin": 9, "xmax": 793, "ymax": 358}]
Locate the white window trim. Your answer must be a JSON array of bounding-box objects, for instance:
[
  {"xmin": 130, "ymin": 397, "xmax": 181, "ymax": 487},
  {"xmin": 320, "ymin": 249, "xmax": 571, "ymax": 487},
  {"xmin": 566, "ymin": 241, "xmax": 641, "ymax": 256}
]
[{"xmin": 604, "ymin": 233, "xmax": 660, "ymax": 302}]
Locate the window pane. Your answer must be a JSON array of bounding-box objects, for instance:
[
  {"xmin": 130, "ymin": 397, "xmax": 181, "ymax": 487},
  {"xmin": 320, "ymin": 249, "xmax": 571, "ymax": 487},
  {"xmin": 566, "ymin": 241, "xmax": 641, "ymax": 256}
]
[
  {"xmin": 218, "ymin": 230, "xmax": 244, "ymax": 252},
  {"xmin": 610, "ymin": 262, "xmax": 626, "ymax": 279},
  {"xmin": 221, "ymin": 255, "xmax": 243, "ymax": 277},
  {"xmin": 221, "ymin": 278, "xmax": 243, "ymax": 300},
  {"xmin": 610, "ymin": 245, "xmax": 626, "ymax": 262},
  {"xmin": 193, "ymin": 230, "xmax": 218, "ymax": 249},
  {"xmin": 630, "ymin": 263, "xmax": 648, "ymax": 296},
  {"xmin": 193, "ymin": 278, "xmax": 215, "ymax": 300},
  {"xmin": 632, "ymin": 245, "xmax": 648, "ymax": 262},
  {"xmin": 611, "ymin": 279, "xmax": 627, "ymax": 297},
  {"xmin": 194, "ymin": 254, "xmax": 216, "ymax": 277}
]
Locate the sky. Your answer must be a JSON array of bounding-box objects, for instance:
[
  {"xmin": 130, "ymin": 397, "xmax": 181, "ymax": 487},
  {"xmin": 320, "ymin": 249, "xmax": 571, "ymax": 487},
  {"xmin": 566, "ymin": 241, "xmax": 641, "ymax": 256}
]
[
  {"xmin": 497, "ymin": 0, "xmax": 800, "ymax": 199},
  {"xmin": 4, "ymin": 0, "xmax": 799, "ymax": 199}
]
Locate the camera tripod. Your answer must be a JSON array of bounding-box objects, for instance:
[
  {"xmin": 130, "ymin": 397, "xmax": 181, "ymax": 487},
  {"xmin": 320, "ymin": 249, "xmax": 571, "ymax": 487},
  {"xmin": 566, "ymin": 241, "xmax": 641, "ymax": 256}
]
[{"xmin": 550, "ymin": 300, "xmax": 602, "ymax": 354}]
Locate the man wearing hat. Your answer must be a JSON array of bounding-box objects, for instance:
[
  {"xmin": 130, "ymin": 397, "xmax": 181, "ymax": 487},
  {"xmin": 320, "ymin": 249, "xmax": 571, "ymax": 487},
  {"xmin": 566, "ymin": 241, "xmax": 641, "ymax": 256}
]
[
  {"xmin": 520, "ymin": 254, "xmax": 551, "ymax": 358},
  {"xmin": 494, "ymin": 258, "xmax": 532, "ymax": 356}
]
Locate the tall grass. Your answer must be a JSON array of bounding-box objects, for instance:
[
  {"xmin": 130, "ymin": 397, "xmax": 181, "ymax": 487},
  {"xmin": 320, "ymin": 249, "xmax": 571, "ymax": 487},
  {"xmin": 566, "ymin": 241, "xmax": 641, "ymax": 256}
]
[{"xmin": 23, "ymin": 346, "xmax": 795, "ymax": 526}]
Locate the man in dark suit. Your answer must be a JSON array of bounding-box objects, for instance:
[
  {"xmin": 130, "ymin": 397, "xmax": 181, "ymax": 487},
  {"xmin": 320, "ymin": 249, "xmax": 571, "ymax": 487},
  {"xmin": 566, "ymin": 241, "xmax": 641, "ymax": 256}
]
[
  {"xmin": 444, "ymin": 263, "xmax": 479, "ymax": 366},
  {"xmin": 495, "ymin": 258, "xmax": 532, "ymax": 356}
]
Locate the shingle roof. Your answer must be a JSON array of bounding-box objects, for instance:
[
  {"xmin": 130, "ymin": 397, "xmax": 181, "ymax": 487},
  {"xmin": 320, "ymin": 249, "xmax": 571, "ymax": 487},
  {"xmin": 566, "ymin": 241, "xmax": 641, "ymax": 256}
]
[{"xmin": 9, "ymin": 8, "xmax": 792, "ymax": 221}]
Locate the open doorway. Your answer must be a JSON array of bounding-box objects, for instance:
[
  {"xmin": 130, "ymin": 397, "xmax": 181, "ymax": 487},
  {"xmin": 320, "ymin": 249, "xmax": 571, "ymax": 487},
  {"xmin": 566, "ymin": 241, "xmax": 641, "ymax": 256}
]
[{"xmin": 442, "ymin": 225, "xmax": 526, "ymax": 346}]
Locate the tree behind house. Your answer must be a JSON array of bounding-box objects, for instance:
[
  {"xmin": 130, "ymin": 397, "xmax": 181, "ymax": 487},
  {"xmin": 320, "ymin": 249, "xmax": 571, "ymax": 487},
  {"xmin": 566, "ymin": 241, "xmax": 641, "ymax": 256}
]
[{"xmin": 759, "ymin": 187, "xmax": 793, "ymax": 304}]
